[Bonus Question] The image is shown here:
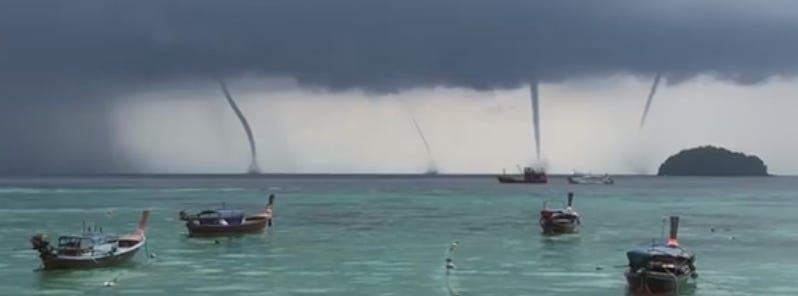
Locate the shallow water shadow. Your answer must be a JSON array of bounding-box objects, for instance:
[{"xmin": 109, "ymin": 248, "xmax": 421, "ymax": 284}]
[
  {"xmin": 625, "ymin": 282, "xmax": 697, "ymax": 296},
  {"xmin": 540, "ymin": 233, "xmax": 582, "ymax": 247}
]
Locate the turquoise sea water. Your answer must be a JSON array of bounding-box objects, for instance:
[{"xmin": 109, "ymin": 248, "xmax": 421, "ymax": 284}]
[{"xmin": 0, "ymin": 176, "xmax": 796, "ymax": 296}]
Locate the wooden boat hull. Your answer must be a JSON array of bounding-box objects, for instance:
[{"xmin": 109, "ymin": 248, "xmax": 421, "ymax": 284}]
[
  {"xmin": 625, "ymin": 270, "xmax": 692, "ymax": 295},
  {"xmin": 41, "ymin": 248, "xmax": 141, "ymax": 270},
  {"xmin": 186, "ymin": 216, "xmax": 270, "ymax": 237},
  {"xmin": 497, "ymin": 176, "xmax": 547, "ymax": 184},
  {"xmin": 39, "ymin": 238, "xmax": 145, "ymax": 270},
  {"xmin": 540, "ymin": 220, "xmax": 578, "ymax": 234},
  {"xmin": 34, "ymin": 210, "xmax": 149, "ymax": 271}
]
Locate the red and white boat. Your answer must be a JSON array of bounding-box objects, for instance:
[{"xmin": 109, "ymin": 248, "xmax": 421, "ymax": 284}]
[{"xmin": 179, "ymin": 194, "xmax": 275, "ymax": 237}]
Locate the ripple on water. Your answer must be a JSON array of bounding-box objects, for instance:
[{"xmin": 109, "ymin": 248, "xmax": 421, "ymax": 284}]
[
  {"xmin": 287, "ymin": 270, "xmax": 335, "ymax": 276},
  {"xmin": 552, "ymin": 277, "xmax": 619, "ymax": 289},
  {"xmin": 350, "ymin": 275, "xmax": 393, "ymax": 284},
  {"xmin": 106, "ymin": 288, "xmax": 168, "ymax": 294},
  {"xmin": 153, "ymin": 260, "xmax": 194, "ymax": 267},
  {"xmin": 219, "ymin": 253, "xmax": 261, "ymax": 259},
  {"xmin": 340, "ymin": 260, "xmax": 389, "ymax": 266},
  {"xmin": 293, "ymin": 288, "xmax": 341, "ymax": 294},
  {"xmin": 186, "ymin": 285, "xmax": 259, "ymax": 292},
  {"xmin": 521, "ymin": 271, "xmax": 610, "ymax": 277},
  {"xmin": 237, "ymin": 270, "xmax": 272, "ymax": 277},
  {"xmin": 0, "ymin": 208, "xmax": 121, "ymax": 214},
  {"xmin": 19, "ymin": 288, "xmax": 80, "ymax": 295},
  {"xmin": 193, "ymin": 268, "xmax": 225, "ymax": 274}
]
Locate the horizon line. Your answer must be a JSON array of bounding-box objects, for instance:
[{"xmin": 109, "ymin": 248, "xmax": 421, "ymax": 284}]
[{"xmin": 0, "ymin": 173, "xmax": 785, "ymax": 178}]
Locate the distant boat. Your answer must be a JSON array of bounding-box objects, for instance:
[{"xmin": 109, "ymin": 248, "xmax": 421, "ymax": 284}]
[
  {"xmin": 567, "ymin": 172, "xmax": 614, "ymax": 185},
  {"xmin": 497, "ymin": 166, "xmax": 548, "ymax": 184},
  {"xmin": 179, "ymin": 194, "xmax": 275, "ymax": 237},
  {"xmin": 30, "ymin": 210, "xmax": 150, "ymax": 270},
  {"xmin": 625, "ymin": 216, "xmax": 697, "ymax": 295},
  {"xmin": 539, "ymin": 192, "xmax": 581, "ymax": 234}
]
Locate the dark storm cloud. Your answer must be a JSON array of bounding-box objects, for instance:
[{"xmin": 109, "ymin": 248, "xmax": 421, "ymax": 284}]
[
  {"xmin": 3, "ymin": 0, "xmax": 798, "ymax": 94},
  {"xmin": 0, "ymin": 99, "xmax": 133, "ymax": 174},
  {"xmin": 1, "ymin": 0, "xmax": 798, "ymax": 173}
]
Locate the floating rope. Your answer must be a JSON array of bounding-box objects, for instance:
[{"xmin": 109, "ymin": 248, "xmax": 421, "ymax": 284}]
[{"xmin": 444, "ymin": 241, "xmax": 460, "ymax": 296}]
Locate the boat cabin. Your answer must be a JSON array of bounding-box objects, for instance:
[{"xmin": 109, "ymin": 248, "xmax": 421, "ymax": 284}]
[
  {"xmin": 56, "ymin": 233, "xmax": 119, "ymax": 256},
  {"xmin": 541, "ymin": 197, "xmax": 578, "ymax": 217},
  {"xmin": 521, "ymin": 167, "xmax": 547, "ymax": 181},
  {"xmin": 627, "ymin": 245, "xmax": 695, "ymax": 276},
  {"xmin": 194, "ymin": 209, "xmax": 246, "ymax": 226}
]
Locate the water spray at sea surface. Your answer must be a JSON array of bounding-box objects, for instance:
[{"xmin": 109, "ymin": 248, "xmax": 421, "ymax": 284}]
[{"xmin": 400, "ymin": 99, "xmax": 438, "ymax": 174}]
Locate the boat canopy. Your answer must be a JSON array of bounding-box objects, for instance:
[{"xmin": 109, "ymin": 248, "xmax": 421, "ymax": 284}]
[
  {"xmin": 548, "ymin": 209, "xmax": 579, "ymax": 216},
  {"xmin": 196, "ymin": 209, "xmax": 246, "ymax": 225},
  {"xmin": 57, "ymin": 233, "xmax": 118, "ymax": 249},
  {"xmin": 627, "ymin": 244, "xmax": 694, "ymax": 269}
]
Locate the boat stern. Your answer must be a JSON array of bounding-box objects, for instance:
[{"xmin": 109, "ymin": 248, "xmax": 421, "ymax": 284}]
[{"xmin": 625, "ymin": 269, "xmax": 692, "ymax": 295}]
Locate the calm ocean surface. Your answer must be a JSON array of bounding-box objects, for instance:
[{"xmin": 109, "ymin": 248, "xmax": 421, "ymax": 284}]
[{"xmin": 0, "ymin": 176, "xmax": 795, "ymax": 296}]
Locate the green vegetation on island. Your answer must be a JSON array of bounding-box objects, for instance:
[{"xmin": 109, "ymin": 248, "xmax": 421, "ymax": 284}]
[{"xmin": 658, "ymin": 146, "xmax": 768, "ymax": 176}]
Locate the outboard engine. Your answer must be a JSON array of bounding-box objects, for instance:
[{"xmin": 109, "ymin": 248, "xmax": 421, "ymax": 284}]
[
  {"xmin": 30, "ymin": 233, "xmax": 55, "ymax": 260},
  {"xmin": 179, "ymin": 210, "xmax": 192, "ymax": 221}
]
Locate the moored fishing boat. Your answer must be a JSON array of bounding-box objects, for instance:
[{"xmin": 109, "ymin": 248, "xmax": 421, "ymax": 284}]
[
  {"xmin": 539, "ymin": 192, "xmax": 581, "ymax": 234},
  {"xmin": 30, "ymin": 210, "xmax": 150, "ymax": 270},
  {"xmin": 567, "ymin": 172, "xmax": 614, "ymax": 185},
  {"xmin": 179, "ymin": 194, "xmax": 275, "ymax": 237},
  {"xmin": 625, "ymin": 216, "xmax": 697, "ymax": 295},
  {"xmin": 497, "ymin": 167, "xmax": 548, "ymax": 184}
]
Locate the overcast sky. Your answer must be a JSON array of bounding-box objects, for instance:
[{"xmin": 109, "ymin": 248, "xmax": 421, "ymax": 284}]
[{"xmin": 2, "ymin": 1, "xmax": 798, "ymax": 174}]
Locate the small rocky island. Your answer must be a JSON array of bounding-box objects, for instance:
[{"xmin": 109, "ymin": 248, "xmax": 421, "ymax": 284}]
[{"xmin": 658, "ymin": 146, "xmax": 768, "ymax": 176}]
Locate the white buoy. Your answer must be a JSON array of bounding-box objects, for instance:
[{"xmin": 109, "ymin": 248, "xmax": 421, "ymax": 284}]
[{"xmin": 103, "ymin": 281, "xmax": 115, "ymax": 287}]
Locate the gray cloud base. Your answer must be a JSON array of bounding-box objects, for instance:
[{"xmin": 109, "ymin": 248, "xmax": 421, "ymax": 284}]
[
  {"xmin": 1, "ymin": 0, "xmax": 797, "ymax": 173},
  {"xmin": 3, "ymin": 0, "xmax": 798, "ymax": 94}
]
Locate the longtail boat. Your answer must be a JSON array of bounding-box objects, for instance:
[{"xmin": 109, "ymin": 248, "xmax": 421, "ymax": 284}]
[
  {"xmin": 497, "ymin": 167, "xmax": 548, "ymax": 184},
  {"xmin": 30, "ymin": 210, "xmax": 150, "ymax": 270},
  {"xmin": 179, "ymin": 194, "xmax": 275, "ymax": 237},
  {"xmin": 539, "ymin": 192, "xmax": 581, "ymax": 234},
  {"xmin": 625, "ymin": 216, "xmax": 697, "ymax": 295}
]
